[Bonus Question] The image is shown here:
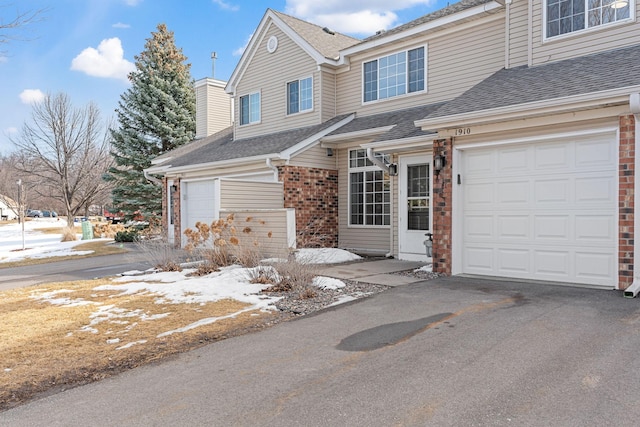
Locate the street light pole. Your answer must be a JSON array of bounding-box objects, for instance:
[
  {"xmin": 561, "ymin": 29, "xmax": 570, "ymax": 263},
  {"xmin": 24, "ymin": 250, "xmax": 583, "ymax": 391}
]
[{"xmin": 17, "ymin": 179, "xmax": 25, "ymax": 250}]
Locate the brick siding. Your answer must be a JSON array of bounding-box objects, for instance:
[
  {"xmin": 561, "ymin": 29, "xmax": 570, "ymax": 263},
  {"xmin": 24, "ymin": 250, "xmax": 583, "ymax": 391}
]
[
  {"xmin": 432, "ymin": 138, "xmax": 453, "ymax": 275},
  {"xmin": 277, "ymin": 165, "xmax": 338, "ymax": 248},
  {"xmin": 619, "ymin": 114, "xmax": 635, "ymax": 290}
]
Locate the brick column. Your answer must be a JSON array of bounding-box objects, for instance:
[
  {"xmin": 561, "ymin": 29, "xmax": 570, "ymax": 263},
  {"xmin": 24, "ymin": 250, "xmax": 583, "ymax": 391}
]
[
  {"xmin": 277, "ymin": 165, "xmax": 338, "ymax": 248},
  {"xmin": 619, "ymin": 115, "xmax": 635, "ymax": 290},
  {"xmin": 432, "ymin": 138, "xmax": 453, "ymax": 274}
]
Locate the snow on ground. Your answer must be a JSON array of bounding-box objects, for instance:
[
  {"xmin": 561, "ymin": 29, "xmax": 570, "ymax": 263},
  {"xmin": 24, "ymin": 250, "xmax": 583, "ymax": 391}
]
[
  {"xmin": 4, "ymin": 218, "xmax": 363, "ymax": 341},
  {"xmin": 0, "ymin": 218, "xmax": 96, "ymax": 263}
]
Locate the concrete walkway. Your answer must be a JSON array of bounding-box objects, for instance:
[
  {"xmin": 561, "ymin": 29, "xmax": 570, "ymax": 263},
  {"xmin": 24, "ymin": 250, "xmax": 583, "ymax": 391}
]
[{"xmin": 318, "ymin": 258, "xmax": 427, "ymax": 286}]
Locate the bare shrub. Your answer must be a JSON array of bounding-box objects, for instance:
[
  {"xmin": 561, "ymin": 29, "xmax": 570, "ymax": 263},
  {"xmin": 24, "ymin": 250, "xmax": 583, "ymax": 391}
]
[
  {"xmin": 183, "ymin": 214, "xmax": 270, "ymax": 276},
  {"xmin": 135, "ymin": 237, "xmax": 185, "ymax": 272},
  {"xmin": 60, "ymin": 227, "xmax": 77, "ymax": 242},
  {"xmin": 93, "ymin": 223, "xmax": 125, "ymax": 239},
  {"xmin": 246, "ymin": 265, "xmax": 279, "ymax": 285},
  {"xmin": 297, "ymin": 216, "xmax": 329, "ymax": 248},
  {"xmin": 267, "ymin": 258, "xmax": 318, "ymax": 297}
]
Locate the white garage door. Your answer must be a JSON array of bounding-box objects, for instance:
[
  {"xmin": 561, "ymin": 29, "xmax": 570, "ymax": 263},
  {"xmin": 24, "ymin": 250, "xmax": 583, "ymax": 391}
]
[
  {"xmin": 183, "ymin": 179, "xmax": 218, "ymax": 235},
  {"xmin": 461, "ymin": 133, "xmax": 617, "ymax": 288}
]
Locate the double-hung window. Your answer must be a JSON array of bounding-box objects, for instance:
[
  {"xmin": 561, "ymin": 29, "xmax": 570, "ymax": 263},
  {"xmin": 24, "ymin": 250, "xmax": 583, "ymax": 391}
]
[
  {"xmin": 363, "ymin": 46, "xmax": 425, "ymax": 102},
  {"xmin": 349, "ymin": 149, "xmax": 390, "ymax": 226},
  {"xmin": 239, "ymin": 92, "xmax": 260, "ymax": 125},
  {"xmin": 287, "ymin": 77, "xmax": 313, "ymax": 115},
  {"xmin": 546, "ymin": 0, "xmax": 631, "ymax": 38}
]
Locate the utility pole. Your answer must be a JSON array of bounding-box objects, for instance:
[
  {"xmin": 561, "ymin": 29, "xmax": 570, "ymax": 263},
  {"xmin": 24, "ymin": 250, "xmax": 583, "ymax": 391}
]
[{"xmin": 17, "ymin": 179, "xmax": 25, "ymax": 250}]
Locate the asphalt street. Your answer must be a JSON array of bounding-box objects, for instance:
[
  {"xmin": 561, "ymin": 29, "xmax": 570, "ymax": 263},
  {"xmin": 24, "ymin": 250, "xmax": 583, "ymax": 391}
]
[
  {"xmin": 3, "ymin": 276, "xmax": 640, "ymax": 426},
  {"xmin": 0, "ymin": 246, "xmax": 153, "ymax": 290}
]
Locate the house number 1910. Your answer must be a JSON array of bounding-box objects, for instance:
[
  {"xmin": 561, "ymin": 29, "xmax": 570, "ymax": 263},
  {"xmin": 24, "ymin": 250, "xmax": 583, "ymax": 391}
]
[{"xmin": 455, "ymin": 128, "xmax": 471, "ymax": 135}]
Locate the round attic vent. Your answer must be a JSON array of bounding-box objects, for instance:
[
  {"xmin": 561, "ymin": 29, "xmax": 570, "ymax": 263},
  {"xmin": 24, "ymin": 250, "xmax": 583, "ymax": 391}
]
[{"xmin": 267, "ymin": 36, "xmax": 278, "ymax": 53}]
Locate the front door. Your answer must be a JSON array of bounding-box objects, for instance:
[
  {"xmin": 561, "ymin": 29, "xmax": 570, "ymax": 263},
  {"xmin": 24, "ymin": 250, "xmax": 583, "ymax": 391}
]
[{"xmin": 398, "ymin": 154, "xmax": 431, "ymax": 261}]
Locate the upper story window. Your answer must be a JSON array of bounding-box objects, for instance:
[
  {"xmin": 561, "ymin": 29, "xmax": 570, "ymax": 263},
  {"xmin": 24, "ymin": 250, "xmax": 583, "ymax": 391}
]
[
  {"xmin": 349, "ymin": 149, "xmax": 390, "ymax": 227},
  {"xmin": 287, "ymin": 77, "xmax": 313, "ymax": 115},
  {"xmin": 363, "ymin": 46, "xmax": 425, "ymax": 103},
  {"xmin": 240, "ymin": 92, "xmax": 260, "ymax": 125},
  {"xmin": 546, "ymin": 0, "xmax": 631, "ymax": 38}
]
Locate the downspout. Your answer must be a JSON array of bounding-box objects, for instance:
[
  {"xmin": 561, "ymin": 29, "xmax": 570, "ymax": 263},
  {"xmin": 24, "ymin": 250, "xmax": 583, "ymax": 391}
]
[
  {"xmin": 144, "ymin": 170, "xmax": 163, "ymax": 185},
  {"xmin": 624, "ymin": 92, "xmax": 640, "ymax": 297},
  {"xmin": 366, "ymin": 148, "xmax": 393, "ymax": 257},
  {"xmin": 266, "ymin": 158, "xmax": 279, "ymax": 181},
  {"xmin": 505, "ymin": 0, "xmax": 512, "ymax": 69}
]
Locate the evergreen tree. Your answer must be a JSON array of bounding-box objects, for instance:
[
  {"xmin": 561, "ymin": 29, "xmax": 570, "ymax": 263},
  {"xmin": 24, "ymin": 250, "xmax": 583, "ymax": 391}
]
[{"xmin": 105, "ymin": 23, "xmax": 195, "ymax": 219}]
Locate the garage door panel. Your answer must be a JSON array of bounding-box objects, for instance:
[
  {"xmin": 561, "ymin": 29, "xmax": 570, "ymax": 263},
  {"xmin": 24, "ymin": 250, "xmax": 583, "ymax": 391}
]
[
  {"xmin": 466, "ymin": 182, "xmax": 494, "ymax": 205},
  {"xmin": 461, "ymin": 133, "xmax": 616, "ymax": 288},
  {"xmin": 497, "ymin": 249, "xmax": 530, "ymax": 273},
  {"xmin": 575, "ymin": 215, "xmax": 615, "ymax": 242},
  {"xmin": 534, "ymin": 250, "xmax": 570, "ymax": 277},
  {"xmin": 463, "ymin": 246, "xmax": 494, "ymax": 271},
  {"xmin": 575, "ymin": 176, "xmax": 615, "ymax": 204},
  {"xmin": 465, "ymin": 215, "xmax": 493, "ymax": 238},
  {"xmin": 535, "ymin": 143, "xmax": 570, "ymax": 170},
  {"xmin": 497, "ymin": 215, "xmax": 529, "ymax": 239},
  {"xmin": 534, "ymin": 215, "xmax": 570, "ymax": 240},
  {"xmin": 576, "ymin": 139, "xmax": 615, "ymax": 168},
  {"xmin": 575, "ymin": 251, "xmax": 615, "ymax": 281},
  {"xmin": 498, "ymin": 148, "xmax": 529, "ymax": 172},
  {"xmin": 535, "ymin": 179, "xmax": 570, "ymax": 204},
  {"xmin": 497, "ymin": 181, "xmax": 529, "ymax": 204}
]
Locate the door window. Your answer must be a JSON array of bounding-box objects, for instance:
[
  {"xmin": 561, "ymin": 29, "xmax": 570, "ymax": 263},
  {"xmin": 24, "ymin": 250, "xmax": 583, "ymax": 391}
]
[{"xmin": 407, "ymin": 164, "xmax": 429, "ymax": 230}]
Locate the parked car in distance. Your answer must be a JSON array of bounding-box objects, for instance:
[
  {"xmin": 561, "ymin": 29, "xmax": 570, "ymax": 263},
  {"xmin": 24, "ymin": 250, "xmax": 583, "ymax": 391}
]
[
  {"xmin": 26, "ymin": 209, "xmax": 43, "ymax": 218},
  {"xmin": 42, "ymin": 210, "xmax": 58, "ymax": 218}
]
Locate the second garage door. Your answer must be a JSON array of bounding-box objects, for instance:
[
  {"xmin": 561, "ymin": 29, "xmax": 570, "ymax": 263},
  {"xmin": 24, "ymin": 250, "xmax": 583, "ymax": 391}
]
[{"xmin": 460, "ymin": 132, "xmax": 617, "ymax": 288}]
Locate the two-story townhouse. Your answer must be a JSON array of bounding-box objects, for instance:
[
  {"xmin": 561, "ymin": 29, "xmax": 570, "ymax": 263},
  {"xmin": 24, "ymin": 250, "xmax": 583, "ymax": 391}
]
[{"xmin": 146, "ymin": 0, "xmax": 640, "ymax": 293}]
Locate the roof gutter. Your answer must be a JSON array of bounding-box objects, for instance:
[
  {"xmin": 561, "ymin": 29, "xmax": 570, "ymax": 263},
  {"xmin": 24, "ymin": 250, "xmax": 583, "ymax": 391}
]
[
  {"xmin": 624, "ymin": 92, "xmax": 640, "ymax": 297},
  {"xmin": 144, "ymin": 169, "xmax": 163, "ymax": 186},
  {"xmin": 415, "ymin": 86, "xmax": 640, "ymax": 130}
]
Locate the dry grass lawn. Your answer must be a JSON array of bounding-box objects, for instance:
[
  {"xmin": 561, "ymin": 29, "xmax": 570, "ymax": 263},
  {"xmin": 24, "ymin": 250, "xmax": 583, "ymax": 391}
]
[{"xmin": 0, "ymin": 277, "xmax": 282, "ymax": 411}]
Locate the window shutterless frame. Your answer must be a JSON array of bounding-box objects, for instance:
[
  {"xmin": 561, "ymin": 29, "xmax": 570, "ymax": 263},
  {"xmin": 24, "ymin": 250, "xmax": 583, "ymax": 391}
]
[
  {"xmin": 239, "ymin": 91, "xmax": 261, "ymax": 125},
  {"xmin": 362, "ymin": 45, "xmax": 426, "ymax": 104},
  {"xmin": 544, "ymin": 0, "xmax": 633, "ymax": 40},
  {"xmin": 287, "ymin": 76, "xmax": 313, "ymax": 115}
]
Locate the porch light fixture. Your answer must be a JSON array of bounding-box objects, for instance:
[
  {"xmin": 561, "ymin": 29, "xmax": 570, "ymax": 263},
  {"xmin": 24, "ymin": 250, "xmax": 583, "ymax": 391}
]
[
  {"xmin": 326, "ymin": 147, "xmax": 334, "ymax": 157},
  {"xmin": 170, "ymin": 184, "xmax": 178, "ymax": 192},
  {"xmin": 611, "ymin": 0, "xmax": 628, "ymax": 8},
  {"xmin": 388, "ymin": 163, "xmax": 398, "ymax": 176},
  {"xmin": 434, "ymin": 154, "xmax": 446, "ymax": 174}
]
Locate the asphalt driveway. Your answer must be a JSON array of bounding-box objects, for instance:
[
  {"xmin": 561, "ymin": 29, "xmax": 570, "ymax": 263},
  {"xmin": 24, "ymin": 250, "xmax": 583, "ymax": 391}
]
[{"xmin": 3, "ymin": 276, "xmax": 640, "ymax": 426}]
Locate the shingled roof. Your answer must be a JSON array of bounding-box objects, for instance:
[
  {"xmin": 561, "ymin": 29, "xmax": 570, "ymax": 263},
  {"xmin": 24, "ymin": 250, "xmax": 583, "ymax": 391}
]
[
  {"xmin": 362, "ymin": 0, "xmax": 495, "ymax": 44},
  {"xmin": 328, "ymin": 103, "xmax": 445, "ymax": 142},
  {"xmin": 426, "ymin": 43, "xmax": 640, "ymax": 120},
  {"xmin": 271, "ymin": 10, "xmax": 360, "ymax": 60},
  {"xmin": 155, "ymin": 114, "xmax": 353, "ymax": 169}
]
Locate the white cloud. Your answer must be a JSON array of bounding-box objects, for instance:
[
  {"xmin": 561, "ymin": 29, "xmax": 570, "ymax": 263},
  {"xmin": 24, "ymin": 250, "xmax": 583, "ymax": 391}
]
[
  {"xmin": 112, "ymin": 22, "xmax": 131, "ymax": 29},
  {"xmin": 212, "ymin": 0, "xmax": 239, "ymax": 11},
  {"xmin": 285, "ymin": 0, "xmax": 436, "ymax": 34},
  {"xmin": 233, "ymin": 33, "xmax": 253, "ymax": 57},
  {"xmin": 0, "ymin": 56, "xmax": 7, "ymax": 63},
  {"xmin": 19, "ymin": 89, "xmax": 45, "ymax": 104},
  {"xmin": 4, "ymin": 127, "xmax": 18, "ymax": 135},
  {"xmin": 70, "ymin": 38, "xmax": 135, "ymax": 82},
  {"xmin": 123, "ymin": 0, "xmax": 143, "ymax": 6}
]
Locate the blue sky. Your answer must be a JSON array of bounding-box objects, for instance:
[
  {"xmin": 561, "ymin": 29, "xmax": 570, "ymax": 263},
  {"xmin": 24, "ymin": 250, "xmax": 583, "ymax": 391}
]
[{"xmin": 0, "ymin": 0, "xmax": 446, "ymax": 155}]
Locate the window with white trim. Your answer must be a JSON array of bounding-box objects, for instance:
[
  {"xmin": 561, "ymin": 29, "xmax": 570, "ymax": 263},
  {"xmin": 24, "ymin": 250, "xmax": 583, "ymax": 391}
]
[
  {"xmin": 239, "ymin": 92, "xmax": 260, "ymax": 125},
  {"xmin": 287, "ymin": 77, "xmax": 313, "ymax": 115},
  {"xmin": 546, "ymin": 0, "xmax": 631, "ymax": 38},
  {"xmin": 363, "ymin": 46, "xmax": 425, "ymax": 102},
  {"xmin": 349, "ymin": 149, "xmax": 390, "ymax": 226}
]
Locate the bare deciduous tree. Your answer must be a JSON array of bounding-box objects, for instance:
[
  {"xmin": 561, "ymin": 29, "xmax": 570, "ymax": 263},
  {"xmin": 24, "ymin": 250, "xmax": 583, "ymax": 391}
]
[
  {"xmin": 11, "ymin": 93, "xmax": 114, "ymax": 227},
  {"xmin": 0, "ymin": 4, "xmax": 46, "ymax": 54}
]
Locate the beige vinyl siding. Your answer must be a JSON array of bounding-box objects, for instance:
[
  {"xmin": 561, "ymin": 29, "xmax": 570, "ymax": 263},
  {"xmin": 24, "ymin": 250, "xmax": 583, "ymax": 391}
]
[
  {"xmin": 235, "ymin": 24, "xmax": 322, "ymax": 140},
  {"xmin": 336, "ymin": 16, "xmax": 505, "ymax": 116},
  {"xmin": 219, "ymin": 208, "xmax": 295, "ymax": 257},
  {"xmin": 195, "ymin": 80, "xmax": 232, "ymax": 139},
  {"xmin": 337, "ymin": 147, "xmax": 391, "ymax": 253},
  {"xmin": 320, "ymin": 68, "xmax": 337, "ymax": 122},
  {"xmin": 531, "ymin": 1, "xmax": 640, "ymax": 65},
  {"xmin": 508, "ymin": 0, "xmax": 530, "ymax": 67},
  {"xmin": 289, "ymin": 143, "xmax": 338, "ymax": 170},
  {"xmin": 219, "ymin": 180, "xmax": 284, "ymax": 210}
]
